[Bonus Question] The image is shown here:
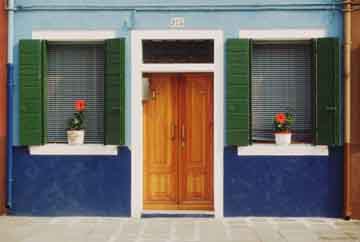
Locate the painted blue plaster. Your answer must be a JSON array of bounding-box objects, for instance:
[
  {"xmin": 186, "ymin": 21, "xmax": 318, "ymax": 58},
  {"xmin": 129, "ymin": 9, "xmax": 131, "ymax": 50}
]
[
  {"xmin": 224, "ymin": 146, "xmax": 343, "ymax": 217},
  {"xmin": 11, "ymin": 8, "xmax": 342, "ymax": 145},
  {"xmin": 11, "ymin": 147, "xmax": 131, "ymax": 216},
  {"xmin": 12, "ymin": 146, "xmax": 344, "ymax": 217},
  {"xmin": 14, "ymin": 0, "xmax": 341, "ymax": 6},
  {"xmin": 9, "ymin": 2, "xmax": 345, "ymax": 217},
  {"xmin": 7, "ymin": 64, "xmax": 15, "ymax": 208}
]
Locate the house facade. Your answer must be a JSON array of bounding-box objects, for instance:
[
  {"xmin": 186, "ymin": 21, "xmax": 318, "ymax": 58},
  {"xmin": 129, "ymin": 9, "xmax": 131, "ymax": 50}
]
[
  {"xmin": 350, "ymin": 0, "xmax": 360, "ymax": 220},
  {"xmin": 0, "ymin": 0, "xmax": 7, "ymax": 215},
  {"xmin": 9, "ymin": 0, "xmax": 344, "ymax": 218}
]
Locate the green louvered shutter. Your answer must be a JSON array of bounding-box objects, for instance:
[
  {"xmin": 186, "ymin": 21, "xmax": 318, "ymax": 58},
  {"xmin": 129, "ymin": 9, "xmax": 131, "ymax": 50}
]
[
  {"xmin": 19, "ymin": 40, "xmax": 45, "ymax": 145},
  {"xmin": 42, "ymin": 41, "xmax": 48, "ymax": 144},
  {"xmin": 105, "ymin": 39, "xmax": 125, "ymax": 145},
  {"xmin": 315, "ymin": 38, "xmax": 340, "ymax": 145},
  {"xmin": 226, "ymin": 39, "xmax": 251, "ymax": 146}
]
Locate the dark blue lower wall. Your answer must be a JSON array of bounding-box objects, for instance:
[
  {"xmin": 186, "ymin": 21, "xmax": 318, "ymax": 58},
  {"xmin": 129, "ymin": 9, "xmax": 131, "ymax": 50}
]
[
  {"xmin": 12, "ymin": 146, "xmax": 343, "ymax": 217},
  {"xmin": 12, "ymin": 147, "xmax": 131, "ymax": 216},
  {"xmin": 224, "ymin": 146, "xmax": 344, "ymax": 217}
]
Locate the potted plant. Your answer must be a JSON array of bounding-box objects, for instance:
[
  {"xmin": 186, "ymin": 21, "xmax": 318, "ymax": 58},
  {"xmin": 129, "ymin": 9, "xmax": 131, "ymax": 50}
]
[
  {"xmin": 274, "ymin": 112, "xmax": 294, "ymax": 145},
  {"xmin": 67, "ymin": 100, "xmax": 86, "ymax": 145}
]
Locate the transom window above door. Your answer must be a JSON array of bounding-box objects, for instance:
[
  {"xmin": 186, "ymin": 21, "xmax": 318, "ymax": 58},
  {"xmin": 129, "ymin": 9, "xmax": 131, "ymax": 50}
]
[{"xmin": 142, "ymin": 39, "xmax": 214, "ymax": 64}]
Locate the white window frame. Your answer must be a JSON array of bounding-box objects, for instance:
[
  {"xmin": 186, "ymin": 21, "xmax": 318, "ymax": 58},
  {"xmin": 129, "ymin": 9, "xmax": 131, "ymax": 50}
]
[
  {"xmin": 131, "ymin": 30, "xmax": 224, "ymax": 218},
  {"xmin": 238, "ymin": 28, "xmax": 329, "ymax": 156},
  {"xmin": 29, "ymin": 30, "xmax": 118, "ymax": 156}
]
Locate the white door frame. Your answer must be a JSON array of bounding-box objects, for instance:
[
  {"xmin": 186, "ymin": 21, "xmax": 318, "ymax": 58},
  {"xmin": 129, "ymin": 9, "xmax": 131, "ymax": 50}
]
[{"xmin": 130, "ymin": 30, "xmax": 224, "ymax": 218}]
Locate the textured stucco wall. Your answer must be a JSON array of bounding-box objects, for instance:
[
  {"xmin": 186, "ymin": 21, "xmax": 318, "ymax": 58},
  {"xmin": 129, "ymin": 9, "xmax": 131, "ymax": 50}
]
[
  {"xmin": 12, "ymin": 146, "xmax": 344, "ymax": 217},
  {"xmin": 11, "ymin": 9, "xmax": 342, "ymax": 145},
  {"xmin": 224, "ymin": 146, "xmax": 343, "ymax": 217},
  {"xmin": 12, "ymin": 147, "xmax": 131, "ymax": 216},
  {"xmin": 9, "ymin": 2, "xmax": 344, "ymax": 217}
]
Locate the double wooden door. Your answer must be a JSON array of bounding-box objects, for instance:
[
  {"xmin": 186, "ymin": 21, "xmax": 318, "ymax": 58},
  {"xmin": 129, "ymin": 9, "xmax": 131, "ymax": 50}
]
[{"xmin": 143, "ymin": 73, "xmax": 213, "ymax": 210}]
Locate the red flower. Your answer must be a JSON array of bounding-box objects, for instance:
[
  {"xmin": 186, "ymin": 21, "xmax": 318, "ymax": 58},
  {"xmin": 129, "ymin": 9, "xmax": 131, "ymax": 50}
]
[
  {"xmin": 275, "ymin": 113, "xmax": 286, "ymax": 124},
  {"xmin": 75, "ymin": 100, "xmax": 86, "ymax": 112}
]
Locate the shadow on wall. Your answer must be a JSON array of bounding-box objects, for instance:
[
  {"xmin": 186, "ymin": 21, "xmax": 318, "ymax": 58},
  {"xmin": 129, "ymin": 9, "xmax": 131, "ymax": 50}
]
[
  {"xmin": 350, "ymin": 46, "xmax": 360, "ymax": 219},
  {"xmin": 224, "ymin": 146, "xmax": 343, "ymax": 217},
  {"xmin": 11, "ymin": 147, "xmax": 131, "ymax": 216},
  {"xmin": 351, "ymin": 47, "xmax": 360, "ymax": 143}
]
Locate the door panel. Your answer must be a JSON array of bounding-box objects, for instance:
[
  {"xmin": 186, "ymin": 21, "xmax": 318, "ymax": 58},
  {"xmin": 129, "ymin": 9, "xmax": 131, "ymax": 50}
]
[
  {"xmin": 143, "ymin": 73, "xmax": 213, "ymax": 211},
  {"xmin": 179, "ymin": 73, "xmax": 214, "ymax": 210},
  {"xmin": 143, "ymin": 74, "xmax": 179, "ymax": 209}
]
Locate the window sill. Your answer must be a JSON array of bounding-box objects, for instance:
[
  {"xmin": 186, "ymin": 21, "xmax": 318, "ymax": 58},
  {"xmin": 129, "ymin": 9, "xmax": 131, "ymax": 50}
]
[
  {"xmin": 29, "ymin": 144, "xmax": 118, "ymax": 156},
  {"xmin": 237, "ymin": 144, "xmax": 329, "ymax": 156}
]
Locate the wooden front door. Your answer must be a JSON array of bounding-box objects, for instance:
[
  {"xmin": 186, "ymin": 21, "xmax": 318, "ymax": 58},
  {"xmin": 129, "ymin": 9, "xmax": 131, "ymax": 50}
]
[{"xmin": 143, "ymin": 73, "xmax": 213, "ymax": 210}]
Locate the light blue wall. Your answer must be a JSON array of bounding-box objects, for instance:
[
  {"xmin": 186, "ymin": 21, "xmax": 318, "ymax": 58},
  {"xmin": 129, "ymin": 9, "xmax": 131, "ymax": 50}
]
[
  {"xmin": 12, "ymin": 4, "xmax": 343, "ymax": 145},
  {"xmin": 14, "ymin": 0, "xmax": 340, "ymax": 6}
]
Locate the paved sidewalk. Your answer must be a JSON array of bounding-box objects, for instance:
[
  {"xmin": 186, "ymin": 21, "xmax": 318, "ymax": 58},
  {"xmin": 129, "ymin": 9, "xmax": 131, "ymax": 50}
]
[{"xmin": 0, "ymin": 216, "xmax": 360, "ymax": 242}]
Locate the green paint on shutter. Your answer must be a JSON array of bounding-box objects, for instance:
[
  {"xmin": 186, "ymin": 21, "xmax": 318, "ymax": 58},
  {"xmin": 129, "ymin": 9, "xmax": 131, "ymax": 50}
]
[
  {"xmin": 42, "ymin": 41, "xmax": 48, "ymax": 144},
  {"xmin": 19, "ymin": 40, "xmax": 44, "ymax": 145},
  {"xmin": 226, "ymin": 39, "xmax": 251, "ymax": 146},
  {"xmin": 315, "ymin": 38, "xmax": 340, "ymax": 145},
  {"xmin": 104, "ymin": 39, "xmax": 125, "ymax": 145},
  {"xmin": 311, "ymin": 39, "xmax": 317, "ymax": 145}
]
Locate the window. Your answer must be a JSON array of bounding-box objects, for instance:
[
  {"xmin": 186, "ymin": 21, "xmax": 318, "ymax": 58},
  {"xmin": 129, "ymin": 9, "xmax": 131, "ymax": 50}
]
[
  {"xmin": 251, "ymin": 41, "xmax": 313, "ymax": 143},
  {"xmin": 226, "ymin": 38, "xmax": 340, "ymax": 147},
  {"xmin": 47, "ymin": 43, "xmax": 105, "ymax": 144},
  {"xmin": 19, "ymin": 39, "xmax": 125, "ymax": 146},
  {"xmin": 142, "ymin": 39, "xmax": 214, "ymax": 63}
]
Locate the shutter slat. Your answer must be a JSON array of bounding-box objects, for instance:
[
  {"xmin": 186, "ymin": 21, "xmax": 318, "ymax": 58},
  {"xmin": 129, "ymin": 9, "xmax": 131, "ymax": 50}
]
[
  {"xmin": 104, "ymin": 38, "xmax": 125, "ymax": 145},
  {"xmin": 315, "ymin": 38, "xmax": 340, "ymax": 145},
  {"xmin": 19, "ymin": 40, "xmax": 44, "ymax": 145},
  {"xmin": 226, "ymin": 39, "xmax": 251, "ymax": 146}
]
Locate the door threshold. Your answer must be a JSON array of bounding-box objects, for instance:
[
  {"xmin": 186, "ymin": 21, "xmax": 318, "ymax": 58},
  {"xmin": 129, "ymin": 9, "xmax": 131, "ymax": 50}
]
[{"xmin": 141, "ymin": 210, "xmax": 214, "ymax": 218}]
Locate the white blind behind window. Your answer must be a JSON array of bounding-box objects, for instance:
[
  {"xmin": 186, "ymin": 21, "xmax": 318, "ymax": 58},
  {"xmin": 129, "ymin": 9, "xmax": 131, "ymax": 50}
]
[
  {"xmin": 251, "ymin": 42, "xmax": 313, "ymax": 142},
  {"xmin": 47, "ymin": 44, "xmax": 105, "ymax": 144}
]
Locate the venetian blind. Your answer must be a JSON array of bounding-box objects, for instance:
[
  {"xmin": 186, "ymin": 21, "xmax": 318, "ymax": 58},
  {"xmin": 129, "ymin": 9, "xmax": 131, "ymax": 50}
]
[
  {"xmin": 251, "ymin": 42, "xmax": 313, "ymax": 142},
  {"xmin": 47, "ymin": 43, "xmax": 105, "ymax": 143}
]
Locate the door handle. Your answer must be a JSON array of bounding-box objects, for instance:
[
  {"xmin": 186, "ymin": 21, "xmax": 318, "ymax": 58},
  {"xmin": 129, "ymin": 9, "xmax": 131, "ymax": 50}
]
[
  {"xmin": 181, "ymin": 124, "xmax": 185, "ymax": 147},
  {"xmin": 170, "ymin": 123, "xmax": 176, "ymax": 140}
]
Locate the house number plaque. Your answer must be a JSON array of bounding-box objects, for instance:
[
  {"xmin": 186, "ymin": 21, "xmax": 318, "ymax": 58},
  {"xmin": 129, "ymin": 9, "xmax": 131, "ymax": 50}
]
[{"xmin": 170, "ymin": 17, "xmax": 185, "ymax": 28}]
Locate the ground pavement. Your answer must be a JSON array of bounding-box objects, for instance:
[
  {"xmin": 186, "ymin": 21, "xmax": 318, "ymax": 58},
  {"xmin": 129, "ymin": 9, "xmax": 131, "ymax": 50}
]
[{"xmin": 1, "ymin": 216, "xmax": 360, "ymax": 242}]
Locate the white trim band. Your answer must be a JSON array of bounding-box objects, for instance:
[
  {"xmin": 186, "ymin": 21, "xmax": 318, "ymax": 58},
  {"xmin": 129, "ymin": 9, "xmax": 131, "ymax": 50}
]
[
  {"xmin": 32, "ymin": 30, "xmax": 117, "ymax": 41},
  {"xmin": 239, "ymin": 28, "xmax": 327, "ymax": 39},
  {"xmin": 237, "ymin": 144, "xmax": 329, "ymax": 156},
  {"xmin": 29, "ymin": 144, "xmax": 118, "ymax": 156}
]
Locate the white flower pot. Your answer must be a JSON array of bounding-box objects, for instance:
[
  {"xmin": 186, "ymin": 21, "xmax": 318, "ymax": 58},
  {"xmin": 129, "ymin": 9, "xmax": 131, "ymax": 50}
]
[
  {"xmin": 67, "ymin": 130, "xmax": 85, "ymax": 145},
  {"xmin": 275, "ymin": 132, "xmax": 292, "ymax": 145}
]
